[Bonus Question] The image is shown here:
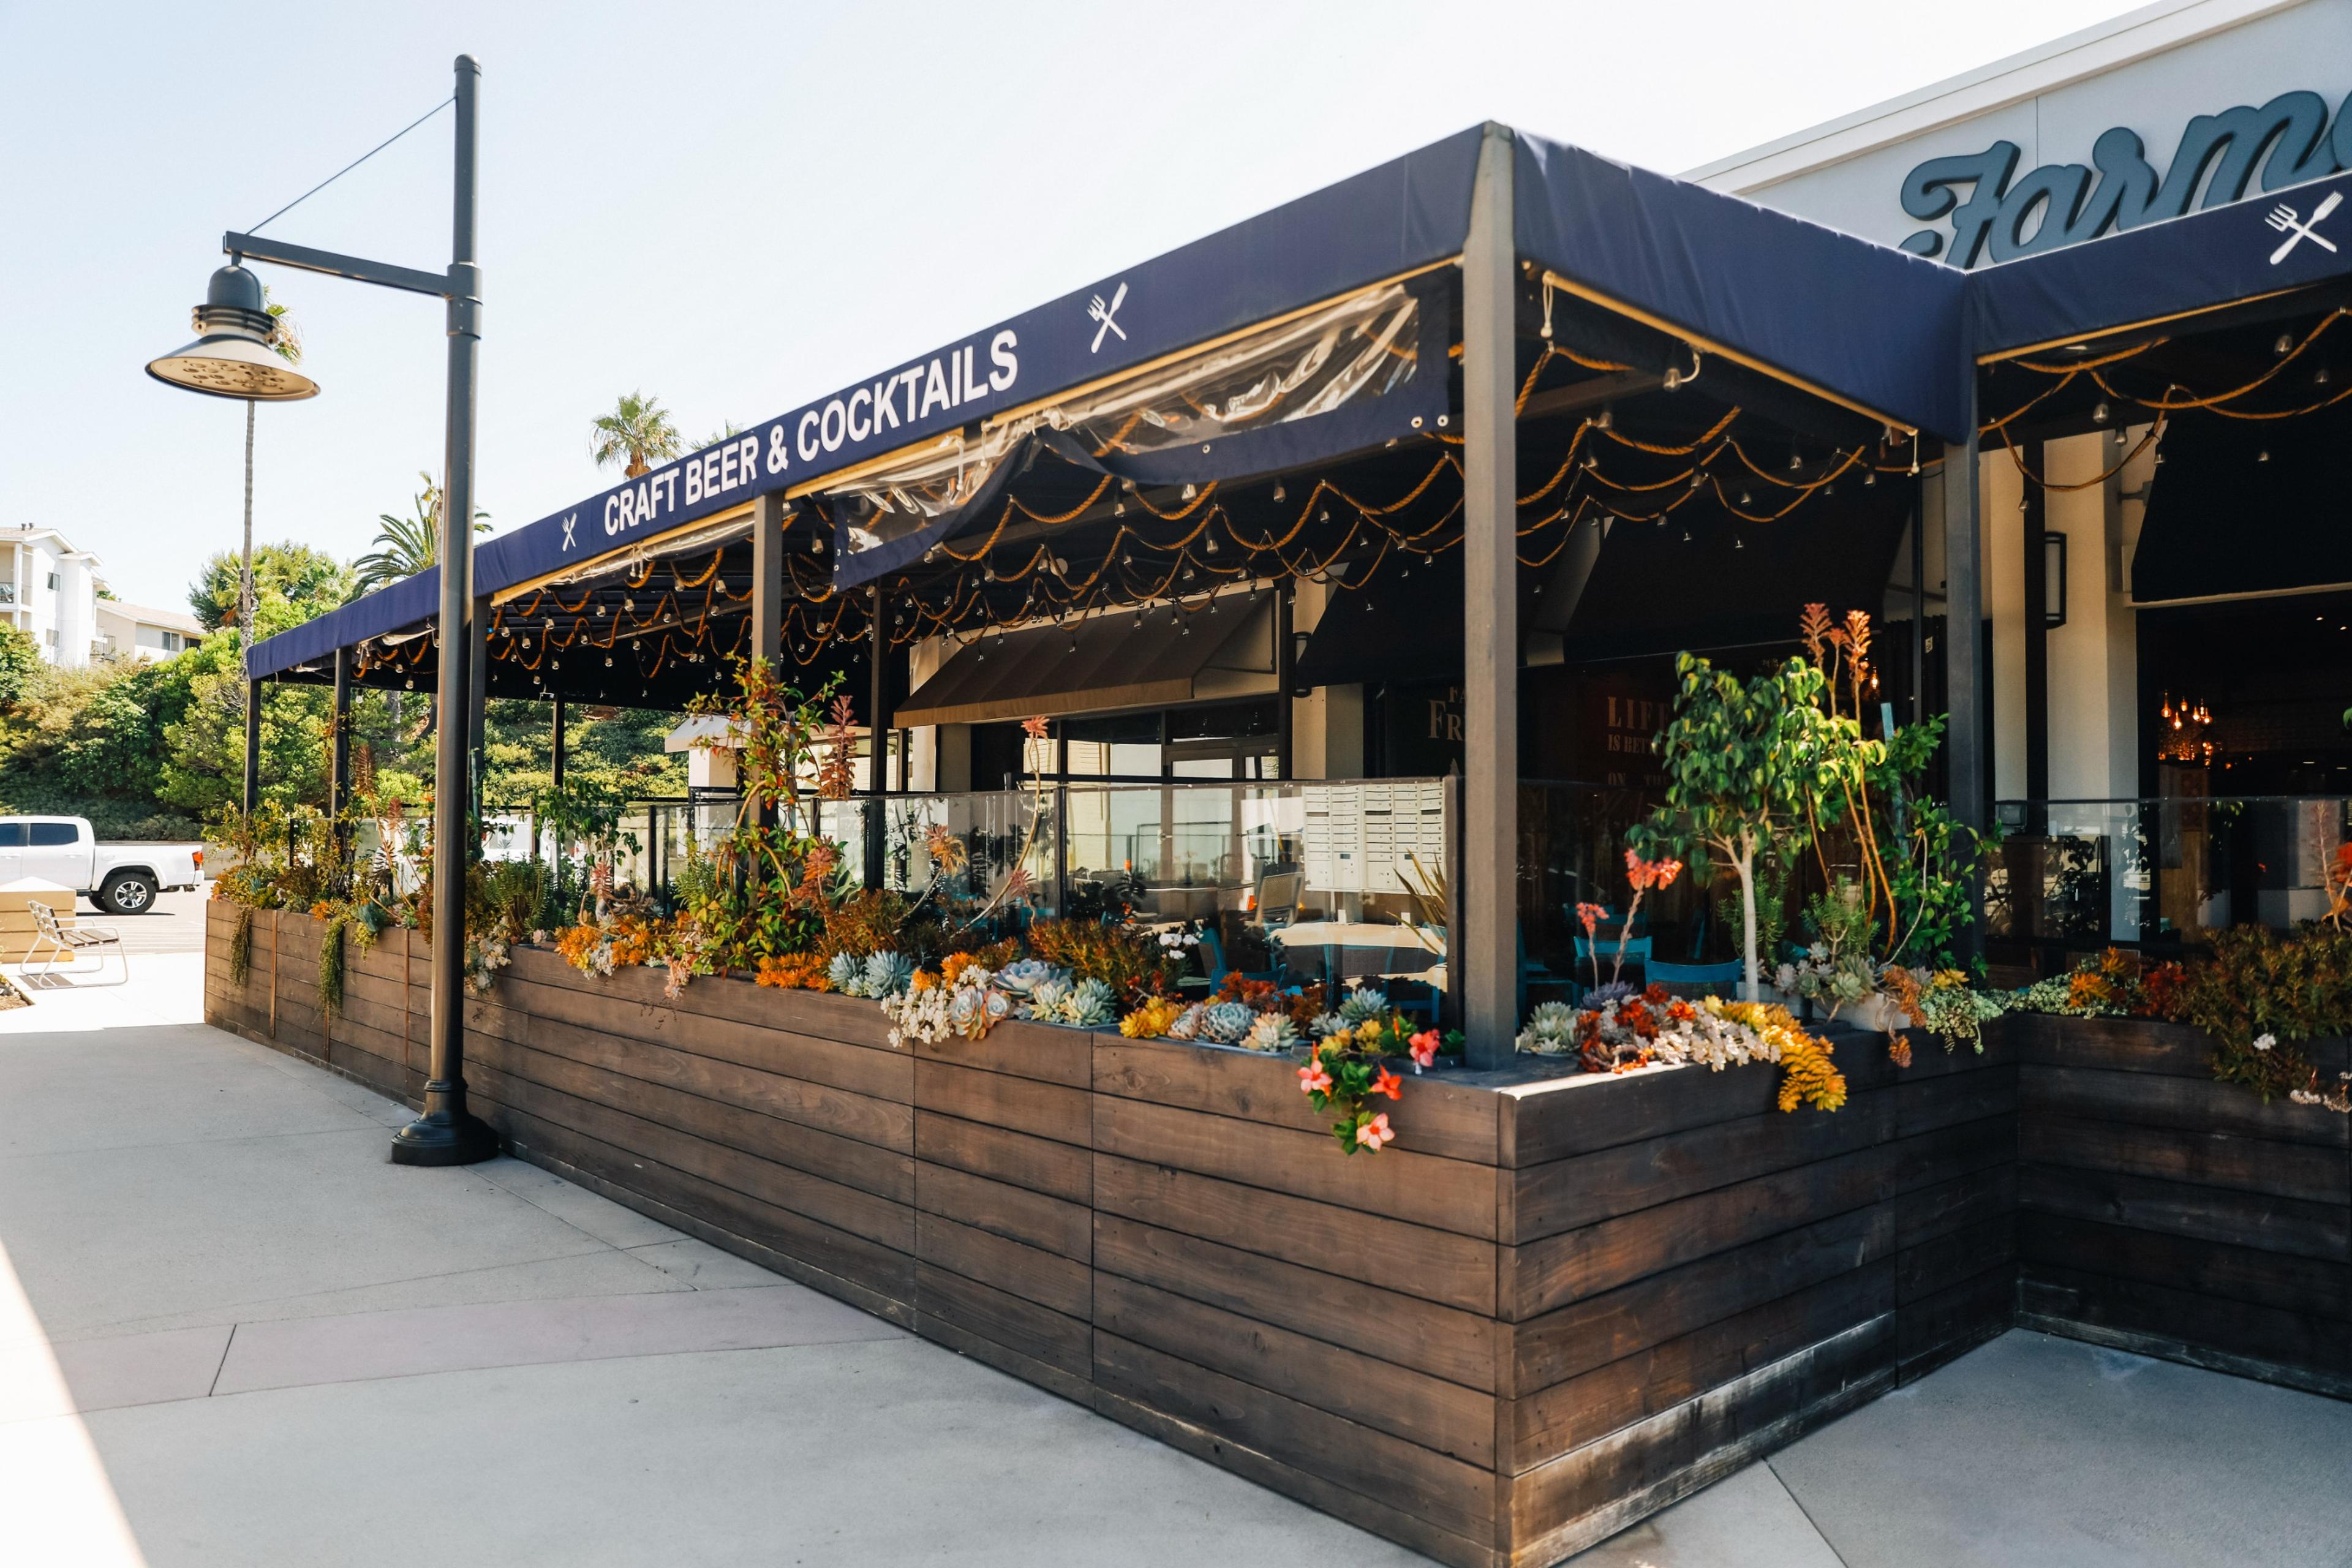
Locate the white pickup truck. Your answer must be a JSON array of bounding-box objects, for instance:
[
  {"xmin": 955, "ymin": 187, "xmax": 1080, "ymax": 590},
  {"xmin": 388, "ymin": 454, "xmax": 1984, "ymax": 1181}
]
[{"xmin": 0, "ymin": 816, "xmax": 203, "ymax": 915}]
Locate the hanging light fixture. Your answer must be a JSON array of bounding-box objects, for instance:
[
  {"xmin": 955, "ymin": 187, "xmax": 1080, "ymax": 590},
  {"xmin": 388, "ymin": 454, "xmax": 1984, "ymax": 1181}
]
[{"xmin": 145, "ymin": 265, "xmax": 320, "ymax": 401}]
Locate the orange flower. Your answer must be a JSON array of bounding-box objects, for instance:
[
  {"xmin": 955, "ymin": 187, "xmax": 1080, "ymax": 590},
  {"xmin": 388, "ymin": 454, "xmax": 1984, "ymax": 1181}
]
[
  {"xmin": 1021, "ymin": 715, "xmax": 1049, "ymax": 740},
  {"xmin": 1354, "ymin": 1112, "xmax": 1395, "ymax": 1151},
  {"xmin": 1408, "ymin": 1029, "xmax": 1439, "ymax": 1068},
  {"xmin": 1575, "ymin": 902, "xmax": 1607, "ymax": 937},
  {"xmin": 1371, "ymin": 1065, "xmax": 1402, "ymax": 1101},
  {"xmin": 1298, "ymin": 1060, "xmax": 1333, "ymax": 1096}
]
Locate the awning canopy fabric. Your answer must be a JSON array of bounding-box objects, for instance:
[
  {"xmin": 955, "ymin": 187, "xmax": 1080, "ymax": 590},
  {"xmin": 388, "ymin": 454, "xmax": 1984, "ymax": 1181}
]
[
  {"xmin": 1970, "ymin": 167, "xmax": 2352, "ymax": 360},
  {"xmin": 895, "ymin": 594, "xmax": 1272, "ymax": 729},
  {"xmin": 2130, "ymin": 402, "xmax": 2352, "ymax": 605},
  {"xmin": 249, "ymin": 567, "xmax": 440, "ymax": 680},
  {"xmin": 1513, "ymin": 135, "xmax": 1971, "ymax": 442}
]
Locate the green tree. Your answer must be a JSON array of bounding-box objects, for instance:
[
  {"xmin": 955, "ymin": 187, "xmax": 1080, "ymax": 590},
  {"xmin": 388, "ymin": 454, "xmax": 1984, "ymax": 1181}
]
[
  {"xmin": 0, "ymin": 623, "xmax": 39, "ymax": 710},
  {"xmin": 691, "ymin": 420, "xmax": 744, "ymax": 451},
  {"xmin": 350, "ymin": 472, "xmax": 493, "ymax": 598},
  {"xmin": 1636, "ymin": 653, "xmax": 1833, "ymax": 1001},
  {"xmin": 190, "ymin": 541, "xmax": 353, "ymax": 633},
  {"xmin": 590, "ymin": 392, "xmax": 683, "ymax": 478}
]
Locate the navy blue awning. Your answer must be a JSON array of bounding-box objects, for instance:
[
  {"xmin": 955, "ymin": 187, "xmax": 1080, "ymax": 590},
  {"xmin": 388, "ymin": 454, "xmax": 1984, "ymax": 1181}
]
[
  {"xmin": 249, "ymin": 567, "xmax": 439, "ymax": 679},
  {"xmin": 1970, "ymin": 168, "xmax": 2352, "ymax": 359},
  {"xmin": 1515, "ymin": 134, "xmax": 1972, "ymax": 442}
]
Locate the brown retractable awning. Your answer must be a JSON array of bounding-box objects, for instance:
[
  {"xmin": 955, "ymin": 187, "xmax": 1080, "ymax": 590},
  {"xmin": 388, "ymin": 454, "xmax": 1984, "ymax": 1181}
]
[{"xmin": 897, "ymin": 595, "xmax": 1271, "ymax": 728}]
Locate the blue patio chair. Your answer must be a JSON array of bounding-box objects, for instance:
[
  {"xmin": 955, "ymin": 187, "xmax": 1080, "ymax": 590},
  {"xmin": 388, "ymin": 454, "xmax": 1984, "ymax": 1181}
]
[{"xmin": 1648, "ymin": 959, "xmax": 1741, "ymax": 989}]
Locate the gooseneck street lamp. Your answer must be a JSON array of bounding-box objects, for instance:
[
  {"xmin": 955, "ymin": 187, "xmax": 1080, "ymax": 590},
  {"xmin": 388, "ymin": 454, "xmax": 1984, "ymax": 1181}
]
[
  {"xmin": 148, "ymin": 55, "xmax": 495, "ymax": 1167},
  {"xmin": 146, "ymin": 263, "xmax": 318, "ymax": 808}
]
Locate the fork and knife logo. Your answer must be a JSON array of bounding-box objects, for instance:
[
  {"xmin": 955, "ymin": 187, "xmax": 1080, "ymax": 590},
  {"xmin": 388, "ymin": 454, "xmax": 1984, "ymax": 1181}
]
[
  {"xmin": 1088, "ymin": 281, "xmax": 1128, "ymax": 352},
  {"xmin": 2267, "ymin": 192, "xmax": 2342, "ymax": 263}
]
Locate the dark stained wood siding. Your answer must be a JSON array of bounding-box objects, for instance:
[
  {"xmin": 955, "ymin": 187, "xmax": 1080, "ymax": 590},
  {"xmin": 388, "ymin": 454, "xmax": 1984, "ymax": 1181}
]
[{"xmin": 2013, "ymin": 1013, "xmax": 2352, "ymax": 1400}]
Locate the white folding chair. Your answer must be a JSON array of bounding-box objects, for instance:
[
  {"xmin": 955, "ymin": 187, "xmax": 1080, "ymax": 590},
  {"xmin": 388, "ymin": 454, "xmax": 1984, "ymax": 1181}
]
[{"xmin": 21, "ymin": 899, "xmax": 129, "ymax": 985}]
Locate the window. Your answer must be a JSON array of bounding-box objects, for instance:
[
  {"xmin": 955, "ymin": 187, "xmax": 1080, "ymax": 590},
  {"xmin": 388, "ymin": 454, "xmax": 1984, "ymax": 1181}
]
[
  {"xmin": 45, "ymin": 571, "xmax": 59, "ymax": 591},
  {"xmin": 0, "ymin": 824, "xmax": 24, "ymax": 847},
  {"xmin": 161, "ymin": 630, "xmax": 183, "ymax": 652},
  {"xmin": 28, "ymin": 822, "xmax": 77, "ymax": 846},
  {"xmin": 0, "ymin": 584, "xmax": 15, "ymax": 604},
  {"xmin": 43, "ymin": 628, "xmax": 56, "ymax": 646}
]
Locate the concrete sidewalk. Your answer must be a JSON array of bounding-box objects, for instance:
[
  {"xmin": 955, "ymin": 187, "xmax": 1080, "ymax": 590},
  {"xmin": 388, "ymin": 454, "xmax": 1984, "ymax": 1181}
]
[{"xmin": 4, "ymin": 962, "xmax": 2349, "ymax": 1567}]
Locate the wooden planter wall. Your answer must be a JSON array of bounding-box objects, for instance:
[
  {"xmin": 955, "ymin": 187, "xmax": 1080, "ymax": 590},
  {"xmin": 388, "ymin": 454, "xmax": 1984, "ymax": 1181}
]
[
  {"xmin": 228, "ymin": 902, "xmax": 2334, "ymax": 1567},
  {"xmin": 2013, "ymin": 1014, "xmax": 2352, "ymax": 1398}
]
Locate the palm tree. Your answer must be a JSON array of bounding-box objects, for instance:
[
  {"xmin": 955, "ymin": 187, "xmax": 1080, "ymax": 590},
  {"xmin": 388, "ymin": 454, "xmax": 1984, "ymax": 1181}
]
[
  {"xmin": 590, "ymin": 392, "xmax": 684, "ymax": 477},
  {"xmin": 693, "ymin": 420, "xmax": 744, "ymax": 451},
  {"xmin": 234, "ymin": 286, "xmax": 304, "ymax": 650},
  {"xmin": 351, "ymin": 473, "xmax": 491, "ymax": 597}
]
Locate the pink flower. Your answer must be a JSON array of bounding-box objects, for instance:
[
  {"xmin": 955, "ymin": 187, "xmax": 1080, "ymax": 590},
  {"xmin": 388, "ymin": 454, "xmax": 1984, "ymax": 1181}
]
[
  {"xmin": 1354, "ymin": 1113, "xmax": 1395, "ymax": 1151},
  {"xmin": 1575, "ymin": 902, "xmax": 1607, "ymax": 937},
  {"xmin": 1408, "ymin": 1030, "xmax": 1439, "ymax": 1068},
  {"xmin": 1021, "ymin": 715, "xmax": 1050, "ymax": 740},
  {"xmin": 1298, "ymin": 1061, "xmax": 1332, "ymax": 1096}
]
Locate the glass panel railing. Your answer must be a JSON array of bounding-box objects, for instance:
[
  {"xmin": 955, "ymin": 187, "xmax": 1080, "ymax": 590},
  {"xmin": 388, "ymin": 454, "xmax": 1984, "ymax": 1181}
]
[{"xmin": 1989, "ymin": 796, "xmax": 2352, "ymax": 963}]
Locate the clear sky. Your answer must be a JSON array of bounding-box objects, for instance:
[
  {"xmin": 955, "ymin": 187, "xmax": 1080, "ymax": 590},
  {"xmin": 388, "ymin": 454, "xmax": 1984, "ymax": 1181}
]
[{"xmin": 0, "ymin": 0, "xmax": 2138, "ymax": 612}]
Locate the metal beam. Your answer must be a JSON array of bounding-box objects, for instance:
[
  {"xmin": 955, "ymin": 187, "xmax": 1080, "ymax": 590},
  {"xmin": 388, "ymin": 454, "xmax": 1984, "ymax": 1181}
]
[
  {"xmin": 1460, "ymin": 123, "xmax": 1518, "ymax": 1070},
  {"xmin": 222, "ymin": 232, "xmax": 449, "ymax": 298}
]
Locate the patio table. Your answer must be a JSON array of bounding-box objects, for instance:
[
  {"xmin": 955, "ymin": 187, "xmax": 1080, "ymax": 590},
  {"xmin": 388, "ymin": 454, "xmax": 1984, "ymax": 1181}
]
[{"xmin": 1270, "ymin": 921, "xmax": 1445, "ymax": 989}]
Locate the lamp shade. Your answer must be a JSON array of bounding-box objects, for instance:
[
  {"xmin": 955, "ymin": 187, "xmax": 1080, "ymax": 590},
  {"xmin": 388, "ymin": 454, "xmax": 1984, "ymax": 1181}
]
[{"xmin": 146, "ymin": 264, "xmax": 318, "ymax": 401}]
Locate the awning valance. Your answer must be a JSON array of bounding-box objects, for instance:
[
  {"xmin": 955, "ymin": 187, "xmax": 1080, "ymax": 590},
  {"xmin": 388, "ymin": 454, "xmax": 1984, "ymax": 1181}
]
[
  {"xmin": 896, "ymin": 592, "xmax": 1273, "ymax": 728},
  {"xmin": 1970, "ymin": 168, "xmax": 2352, "ymax": 360}
]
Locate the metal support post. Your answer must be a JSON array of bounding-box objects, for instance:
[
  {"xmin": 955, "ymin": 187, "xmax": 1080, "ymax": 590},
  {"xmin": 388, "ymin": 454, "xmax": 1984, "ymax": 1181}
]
[
  {"xmin": 1941, "ymin": 403, "xmax": 1987, "ymax": 962},
  {"xmin": 750, "ymin": 492, "xmax": 786, "ymax": 829},
  {"xmin": 330, "ymin": 647, "xmax": 353, "ymax": 854},
  {"xmin": 1460, "ymin": 123, "xmax": 1518, "ymax": 1069},
  {"xmin": 243, "ymin": 677, "xmax": 263, "ymax": 812},
  {"xmin": 865, "ymin": 586, "xmax": 888, "ymax": 890},
  {"xmin": 393, "ymin": 53, "xmax": 496, "ymax": 1166},
  {"xmin": 469, "ymin": 591, "xmax": 489, "ymax": 822},
  {"xmin": 1274, "ymin": 582, "xmax": 1294, "ymax": 780}
]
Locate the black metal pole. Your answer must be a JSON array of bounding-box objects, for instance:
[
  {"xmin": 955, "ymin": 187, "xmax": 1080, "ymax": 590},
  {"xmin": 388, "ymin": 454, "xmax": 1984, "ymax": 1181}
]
[
  {"xmin": 864, "ymin": 586, "xmax": 888, "ymax": 889},
  {"xmin": 1273, "ymin": 582, "xmax": 1294, "ymax": 780},
  {"xmin": 751, "ymin": 494, "xmax": 785, "ymax": 830},
  {"xmin": 469, "ymin": 591, "xmax": 489, "ymax": 824},
  {"xmin": 393, "ymin": 53, "xmax": 495, "ymax": 1166},
  {"xmin": 1910, "ymin": 485, "xmax": 1926, "ymax": 729},
  {"xmin": 243, "ymin": 677, "xmax": 262, "ymax": 813},
  {"xmin": 330, "ymin": 647, "xmax": 353, "ymax": 858}
]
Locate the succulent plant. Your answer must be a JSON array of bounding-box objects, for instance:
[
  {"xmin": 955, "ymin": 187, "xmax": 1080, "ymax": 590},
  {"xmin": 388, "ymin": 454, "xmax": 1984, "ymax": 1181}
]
[
  {"xmin": 1516, "ymin": 999, "xmax": 1579, "ymax": 1056},
  {"xmin": 1309, "ymin": 1011, "xmax": 1349, "ymax": 1041},
  {"xmin": 993, "ymin": 958, "xmax": 1066, "ymax": 997},
  {"xmin": 1337, "ymin": 986, "xmax": 1390, "ymax": 1025},
  {"xmin": 1165, "ymin": 1004, "xmax": 1206, "ymax": 1041},
  {"xmin": 1202, "ymin": 1001, "xmax": 1256, "ymax": 1044},
  {"xmin": 1023, "ymin": 978, "xmax": 1069, "ymax": 1020},
  {"xmin": 1059, "ymin": 978, "xmax": 1116, "ymax": 1027},
  {"xmin": 862, "ymin": 951, "xmax": 914, "ymax": 998},
  {"xmin": 1240, "ymin": 1013, "xmax": 1299, "ymax": 1054},
  {"xmin": 827, "ymin": 952, "xmax": 863, "ymax": 994}
]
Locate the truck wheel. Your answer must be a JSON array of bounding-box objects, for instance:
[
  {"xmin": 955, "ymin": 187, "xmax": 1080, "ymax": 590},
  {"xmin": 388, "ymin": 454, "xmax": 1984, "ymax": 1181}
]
[{"xmin": 99, "ymin": 872, "xmax": 156, "ymax": 916}]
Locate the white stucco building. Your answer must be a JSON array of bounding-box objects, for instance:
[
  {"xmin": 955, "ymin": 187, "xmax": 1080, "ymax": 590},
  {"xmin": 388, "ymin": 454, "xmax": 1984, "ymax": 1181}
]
[{"xmin": 0, "ymin": 526, "xmax": 107, "ymax": 667}]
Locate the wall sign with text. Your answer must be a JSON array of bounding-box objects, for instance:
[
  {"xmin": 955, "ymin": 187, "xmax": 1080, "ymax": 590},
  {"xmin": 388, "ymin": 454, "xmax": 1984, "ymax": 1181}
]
[{"xmin": 1901, "ymin": 89, "xmax": 2352, "ymax": 266}]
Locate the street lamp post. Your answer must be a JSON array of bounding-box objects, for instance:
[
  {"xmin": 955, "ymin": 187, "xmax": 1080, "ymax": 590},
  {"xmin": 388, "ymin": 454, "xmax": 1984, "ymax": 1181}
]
[{"xmin": 146, "ymin": 54, "xmax": 496, "ymax": 1167}]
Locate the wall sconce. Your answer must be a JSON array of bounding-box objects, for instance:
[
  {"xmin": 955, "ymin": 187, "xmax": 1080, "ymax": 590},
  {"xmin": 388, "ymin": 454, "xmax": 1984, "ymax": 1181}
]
[{"xmin": 2043, "ymin": 531, "xmax": 2068, "ymax": 628}]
